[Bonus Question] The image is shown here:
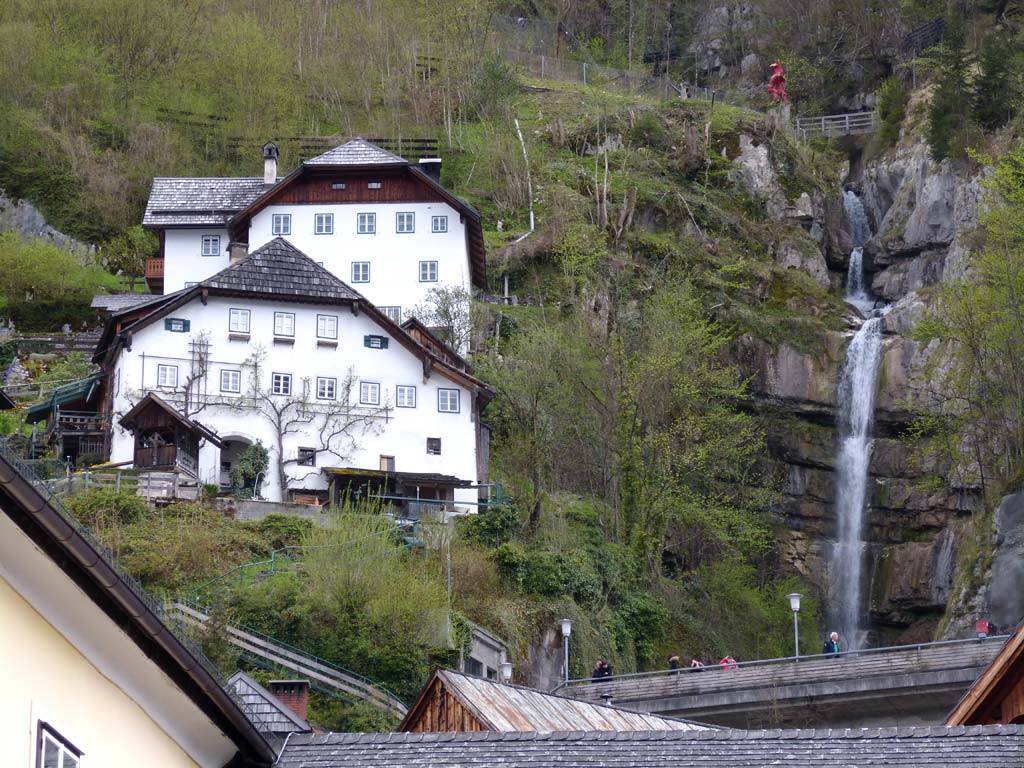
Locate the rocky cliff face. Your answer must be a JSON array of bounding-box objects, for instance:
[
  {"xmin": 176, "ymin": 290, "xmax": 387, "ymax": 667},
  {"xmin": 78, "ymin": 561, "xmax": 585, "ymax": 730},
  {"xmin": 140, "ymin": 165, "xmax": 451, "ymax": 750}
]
[{"xmin": 731, "ymin": 133, "xmax": 992, "ymax": 644}]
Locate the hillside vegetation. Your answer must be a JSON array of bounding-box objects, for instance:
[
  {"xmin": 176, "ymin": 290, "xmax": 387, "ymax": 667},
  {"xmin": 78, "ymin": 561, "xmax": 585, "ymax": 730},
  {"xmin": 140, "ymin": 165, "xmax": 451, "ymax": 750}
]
[{"xmin": 10, "ymin": 0, "xmax": 1024, "ymax": 732}]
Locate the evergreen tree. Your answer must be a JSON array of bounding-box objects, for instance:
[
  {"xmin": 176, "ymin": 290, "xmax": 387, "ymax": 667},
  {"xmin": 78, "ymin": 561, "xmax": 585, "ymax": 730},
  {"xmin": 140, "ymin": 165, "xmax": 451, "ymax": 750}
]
[
  {"xmin": 973, "ymin": 35, "xmax": 1017, "ymax": 130},
  {"xmin": 926, "ymin": 16, "xmax": 972, "ymax": 161}
]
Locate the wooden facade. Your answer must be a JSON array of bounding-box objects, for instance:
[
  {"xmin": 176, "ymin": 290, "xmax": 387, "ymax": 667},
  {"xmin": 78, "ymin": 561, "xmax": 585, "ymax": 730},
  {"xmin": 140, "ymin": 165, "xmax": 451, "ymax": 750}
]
[
  {"xmin": 948, "ymin": 624, "xmax": 1024, "ymax": 725},
  {"xmin": 269, "ymin": 170, "xmax": 447, "ymax": 206},
  {"xmin": 403, "ymin": 675, "xmax": 488, "ymax": 733},
  {"xmin": 119, "ymin": 394, "xmax": 220, "ymax": 478}
]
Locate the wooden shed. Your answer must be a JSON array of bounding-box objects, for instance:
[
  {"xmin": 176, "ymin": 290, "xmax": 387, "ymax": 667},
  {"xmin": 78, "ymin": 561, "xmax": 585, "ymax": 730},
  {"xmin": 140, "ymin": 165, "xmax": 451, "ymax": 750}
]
[{"xmin": 119, "ymin": 393, "xmax": 220, "ymax": 477}]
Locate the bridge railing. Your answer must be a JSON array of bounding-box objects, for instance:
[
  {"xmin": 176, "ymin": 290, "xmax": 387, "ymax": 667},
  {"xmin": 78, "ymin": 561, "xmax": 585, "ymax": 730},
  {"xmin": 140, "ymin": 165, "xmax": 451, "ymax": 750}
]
[
  {"xmin": 795, "ymin": 111, "xmax": 878, "ymax": 139},
  {"xmin": 552, "ymin": 633, "xmax": 1010, "ymax": 693}
]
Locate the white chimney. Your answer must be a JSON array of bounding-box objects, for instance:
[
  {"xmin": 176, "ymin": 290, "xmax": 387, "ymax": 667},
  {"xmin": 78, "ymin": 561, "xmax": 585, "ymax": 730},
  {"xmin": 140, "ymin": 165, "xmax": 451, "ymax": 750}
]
[{"xmin": 263, "ymin": 141, "xmax": 279, "ymax": 185}]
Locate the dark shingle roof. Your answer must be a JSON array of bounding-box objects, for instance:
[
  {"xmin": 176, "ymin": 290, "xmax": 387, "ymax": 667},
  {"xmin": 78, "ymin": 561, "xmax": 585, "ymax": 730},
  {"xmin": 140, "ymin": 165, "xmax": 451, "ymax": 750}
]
[
  {"xmin": 91, "ymin": 294, "xmax": 167, "ymax": 313},
  {"xmin": 304, "ymin": 138, "xmax": 407, "ymax": 166},
  {"xmin": 200, "ymin": 237, "xmax": 363, "ymax": 303},
  {"xmin": 276, "ymin": 726, "xmax": 1024, "ymax": 767},
  {"xmin": 143, "ymin": 177, "xmax": 270, "ymax": 226}
]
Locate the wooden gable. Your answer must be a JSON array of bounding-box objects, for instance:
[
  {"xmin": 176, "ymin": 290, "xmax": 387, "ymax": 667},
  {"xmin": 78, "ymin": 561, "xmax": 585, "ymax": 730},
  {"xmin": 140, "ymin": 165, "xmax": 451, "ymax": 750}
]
[
  {"xmin": 269, "ymin": 168, "xmax": 447, "ymax": 206},
  {"xmin": 401, "ymin": 673, "xmax": 488, "ymax": 733},
  {"xmin": 948, "ymin": 624, "xmax": 1024, "ymax": 725}
]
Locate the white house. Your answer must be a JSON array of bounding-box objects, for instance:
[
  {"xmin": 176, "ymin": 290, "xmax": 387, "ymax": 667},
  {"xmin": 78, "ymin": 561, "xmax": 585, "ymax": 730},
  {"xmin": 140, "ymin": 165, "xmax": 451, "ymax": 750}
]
[
  {"xmin": 142, "ymin": 139, "xmax": 486, "ymax": 326},
  {"xmin": 0, "ymin": 445, "xmax": 276, "ymax": 766},
  {"xmin": 96, "ymin": 238, "xmax": 492, "ymax": 507}
]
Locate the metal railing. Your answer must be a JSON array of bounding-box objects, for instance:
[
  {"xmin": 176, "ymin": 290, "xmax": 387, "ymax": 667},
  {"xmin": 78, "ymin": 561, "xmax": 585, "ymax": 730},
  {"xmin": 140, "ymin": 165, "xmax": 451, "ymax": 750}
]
[
  {"xmin": 795, "ymin": 111, "xmax": 879, "ymax": 139},
  {"xmin": 552, "ymin": 633, "xmax": 1011, "ymax": 693}
]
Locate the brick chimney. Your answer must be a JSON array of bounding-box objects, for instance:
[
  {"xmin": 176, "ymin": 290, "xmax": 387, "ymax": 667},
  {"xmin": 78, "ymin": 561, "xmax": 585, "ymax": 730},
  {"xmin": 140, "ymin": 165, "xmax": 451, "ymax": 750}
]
[
  {"xmin": 228, "ymin": 241, "xmax": 248, "ymax": 264},
  {"xmin": 263, "ymin": 141, "xmax": 279, "ymax": 185},
  {"xmin": 268, "ymin": 680, "xmax": 309, "ymax": 720},
  {"xmin": 418, "ymin": 157, "xmax": 442, "ymax": 184}
]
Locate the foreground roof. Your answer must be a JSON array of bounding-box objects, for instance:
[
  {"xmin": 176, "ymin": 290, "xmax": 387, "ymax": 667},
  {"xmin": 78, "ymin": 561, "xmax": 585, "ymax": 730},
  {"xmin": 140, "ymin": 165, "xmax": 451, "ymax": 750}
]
[
  {"xmin": 401, "ymin": 669, "xmax": 704, "ymax": 733},
  {"xmin": 199, "ymin": 237, "xmax": 363, "ymax": 302},
  {"xmin": 948, "ymin": 622, "xmax": 1024, "ymax": 725},
  {"xmin": 228, "ymin": 671, "xmax": 311, "ymax": 736},
  {"xmin": 143, "ymin": 177, "xmax": 268, "ymax": 227},
  {"xmin": 276, "ymin": 725, "xmax": 1024, "ymax": 767},
  {"xmin": 305, "ymin": 137, "xmax": 407, "ymax": 166}
]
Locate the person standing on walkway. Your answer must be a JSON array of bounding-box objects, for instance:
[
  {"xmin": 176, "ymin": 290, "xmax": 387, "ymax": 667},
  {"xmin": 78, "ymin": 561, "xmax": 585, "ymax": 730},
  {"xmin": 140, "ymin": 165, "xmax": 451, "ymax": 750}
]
[
  {"xmin": 668, "ymin": 654, "xmax": 680, "ymax": 673},
  {"xmin": 822, "ymin": 631, "xmax": 841, "ymax": 656}
]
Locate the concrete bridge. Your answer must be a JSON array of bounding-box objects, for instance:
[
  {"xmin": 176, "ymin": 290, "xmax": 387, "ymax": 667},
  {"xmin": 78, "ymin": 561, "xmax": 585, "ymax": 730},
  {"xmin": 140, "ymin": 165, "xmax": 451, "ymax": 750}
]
[{"xmin": 556, "ymin": 636, "xmax": 1008, "ymax": 729}]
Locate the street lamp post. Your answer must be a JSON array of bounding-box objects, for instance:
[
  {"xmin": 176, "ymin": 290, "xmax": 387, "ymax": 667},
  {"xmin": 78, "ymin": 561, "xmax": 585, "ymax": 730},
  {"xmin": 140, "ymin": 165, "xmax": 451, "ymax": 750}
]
[
  {"xmin": 560, "ymin": 618, "xmax": 573, "ymax": 683},
  {"xmin": 787, "ymin": 593, "xmax": 803, "ymax": 660}
]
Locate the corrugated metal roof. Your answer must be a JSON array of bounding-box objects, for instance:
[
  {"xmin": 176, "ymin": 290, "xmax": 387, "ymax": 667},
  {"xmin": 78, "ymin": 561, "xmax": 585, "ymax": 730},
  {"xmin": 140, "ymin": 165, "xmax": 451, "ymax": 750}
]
[
  {"xmin": 26, "ymin": 375, "xmax": 103, "ymax": 423},
  {"xmin": 433, "ymin": 670, "xmax": 707, "ymax": 732},
  {"xmin": 305, "ymin": 137, "xmax": 407, "ymax": 166}
]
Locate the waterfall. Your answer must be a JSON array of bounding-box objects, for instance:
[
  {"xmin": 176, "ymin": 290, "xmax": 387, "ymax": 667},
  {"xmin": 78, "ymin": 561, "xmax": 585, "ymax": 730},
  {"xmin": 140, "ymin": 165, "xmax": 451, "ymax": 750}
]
[
  {"xmin": 843, "ymin": 191, "xmax": 874, "ymax": 314},
  {"xmin": 831, "ymin": 190, "xmax": 886, "ymax": 649}
]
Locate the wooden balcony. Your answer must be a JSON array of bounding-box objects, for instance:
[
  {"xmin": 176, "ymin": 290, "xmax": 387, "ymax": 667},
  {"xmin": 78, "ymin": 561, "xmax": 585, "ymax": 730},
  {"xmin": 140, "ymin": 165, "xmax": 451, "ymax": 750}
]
[{"xmin": 145, "ymin": 257, "xmax": 164, "ymax": 294}]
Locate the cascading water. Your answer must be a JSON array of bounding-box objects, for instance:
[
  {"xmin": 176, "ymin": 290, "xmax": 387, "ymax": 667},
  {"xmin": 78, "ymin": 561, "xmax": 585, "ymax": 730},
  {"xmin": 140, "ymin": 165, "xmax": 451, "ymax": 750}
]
[{"xmin": 830, "ymin": 191, "xmax": 887, "ymax": 650}]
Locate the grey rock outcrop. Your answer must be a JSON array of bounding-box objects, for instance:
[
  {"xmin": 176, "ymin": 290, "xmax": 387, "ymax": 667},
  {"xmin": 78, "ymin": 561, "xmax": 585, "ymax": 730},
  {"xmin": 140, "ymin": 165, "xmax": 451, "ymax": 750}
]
[{"xmin": 0, "ymin": 190, "xmax": 94, "ymax": 258}]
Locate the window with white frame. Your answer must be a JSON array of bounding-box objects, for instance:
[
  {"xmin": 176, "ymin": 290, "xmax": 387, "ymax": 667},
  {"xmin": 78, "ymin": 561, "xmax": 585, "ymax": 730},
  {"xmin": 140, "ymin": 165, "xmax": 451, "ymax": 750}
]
[
  {"xmin": 357, "ymin": 213, "xmax": 376, "ymax": 234},
  {"xmin": 220, "ymin": 369, "xmax": 241, "ymax": 393},
  {"xmin": 352, "ymin": 262, "xmax": 370, "ymax": 283},
  {"xmin": 272, "ymin": 213, "xmax": 291, "ymax": 235},
  {"xmin": 37, "ymin": 723, "xmax": 82, "ymax": 768},
  {"xmin": 157, "ymin": 364, "xmax": 178, "ymax": 388},
  {"xmin": 316, "ymin": 377, "xmax": 336, "ymax": 400},
  {"xmin": 184, "ymin": 281, "xmax": 198, "ymax": 288},
  {"xmin": 229, "ymin": 308, "xmax": 250, "ymax": 333},
  {"xmin": 438, "ymin": 388, "xmax": 460, "ymax": 413},
  {"xmin": 359, "ymin": 381, "xmax": 380, "ymax": 405},
  {"xmin": 419, "ymin": 261, "xmax": 438, "ymax": 282},
  {"xmin": 315, "ymin": 213, "xmax": 334, "ymax": 234},
  {"xmin": 367, "ymin": 181, "xmax": 382, "ymax": 189},
  {"xmin": 317, "ymin": 314, "xmax": 338, "ymax": 339},
  {"xmin": 379, "ymin": 306, "xmax": 402, "ymax": 324},
  {"xmin": 396, "ymin": 385, "xmax": 416, "ymax": 408},
  {"xmin": 201, "ymin": 235, "xmax": 221, "ymax": 256},
  {"xmin": 272, "ymin": 372, "xmax": 292, "ymax": 396},
  {"xmin": 431, "ymin": 215, "xmax": 448, "ymax": 233},
  {"xmin": 274, "ymin": 311, "xmax": 295, "ymax": 337},
  {"xmin": 396, "ymin": 212, "xmax": 415, "ymax": 233}
]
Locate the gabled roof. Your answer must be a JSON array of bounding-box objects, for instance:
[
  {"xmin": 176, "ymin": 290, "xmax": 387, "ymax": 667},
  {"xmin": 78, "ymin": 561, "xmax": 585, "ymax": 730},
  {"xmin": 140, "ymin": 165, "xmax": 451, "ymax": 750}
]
[
  {"xmin": 947, "ymin": 622, "xmax": 1024, "ymax": 725},
  {"xmin": 91, "ymin": 293, "xmax": 167, "ymax": 314},
  {"xmin": 200, "ymin": 237, "xmax": 363, "ymax": 302},
  {"xmin": 275, "ymin": 725, "xmax": 1024, "ymax": 767},
  {"xmin": 227, "ymin": 671, "xmax": 312, "ymax": 735},
  {"xmin": 93, "ymin": 240, "xmax": 493, "ymax": 401},
  {"xmin": 304, "ymin": 137, "xmax": 407, "ymax": 166},
  {"xmin": 0, "ymin": 443, "xmax": 275, "ymax": 765},
  {"xmin": 26, "ymin": 374, "xmax": 103, "ymax": 423},
  {"xmin": 143, "ymin": 177, "xmax": 270, "ymax": 227},
  {"xmin": 400, "ymin": 669, "xmax": 707, "ymax": 733},
  {"xmin": 119, "ymin": 392, "xmax": 222, "ymax": 447}
]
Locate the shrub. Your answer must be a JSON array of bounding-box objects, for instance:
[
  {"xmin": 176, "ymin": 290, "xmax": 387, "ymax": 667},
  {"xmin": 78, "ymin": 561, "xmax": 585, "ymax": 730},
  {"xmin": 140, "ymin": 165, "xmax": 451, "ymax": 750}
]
[{"xmin": 456, "ymin": 505, "xmax": 522, "ymax": 547}]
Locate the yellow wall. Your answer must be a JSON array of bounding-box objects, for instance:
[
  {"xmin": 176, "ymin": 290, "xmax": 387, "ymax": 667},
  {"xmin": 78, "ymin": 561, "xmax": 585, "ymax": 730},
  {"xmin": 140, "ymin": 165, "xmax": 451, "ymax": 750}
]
[{"xmin": 0, "ymin": 575, "xmax": 200, "ymax": 768}]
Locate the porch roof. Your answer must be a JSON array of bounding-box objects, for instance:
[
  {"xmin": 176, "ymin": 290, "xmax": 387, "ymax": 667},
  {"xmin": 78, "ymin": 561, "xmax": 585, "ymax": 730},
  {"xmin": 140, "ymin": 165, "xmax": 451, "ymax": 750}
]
[
  {"xmin": 119, "ymin": 393, "xmax": 223, "ymax": 447},
  {"xmin": 26, "ymin": 375, "xmax": 103, "ymax": 423},
  {"xmin": 323, "ymin": 467, "xmax": 471, "ymax": 488}
]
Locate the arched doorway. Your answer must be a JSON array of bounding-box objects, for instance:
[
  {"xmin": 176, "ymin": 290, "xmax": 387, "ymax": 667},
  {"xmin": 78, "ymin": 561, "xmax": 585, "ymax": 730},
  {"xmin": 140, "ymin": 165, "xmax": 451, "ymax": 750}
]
[{"xmin": 218, "ymin": 436, "xmax": 253, "ymax": 491}]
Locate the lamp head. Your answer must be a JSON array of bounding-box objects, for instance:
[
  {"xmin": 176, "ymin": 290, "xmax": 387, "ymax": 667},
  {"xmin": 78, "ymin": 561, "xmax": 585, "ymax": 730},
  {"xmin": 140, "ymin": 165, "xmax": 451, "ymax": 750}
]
[
  {"xmin": 560, "ymin": 618, "xmax": 573, "ymax": 638},
  {"xmin": 500, "ymin": 661, "xmax": 513, "ymax": 683},
  {"xmin": 787, "ymin": 592, "xmax": 803, "ymax": 612}
]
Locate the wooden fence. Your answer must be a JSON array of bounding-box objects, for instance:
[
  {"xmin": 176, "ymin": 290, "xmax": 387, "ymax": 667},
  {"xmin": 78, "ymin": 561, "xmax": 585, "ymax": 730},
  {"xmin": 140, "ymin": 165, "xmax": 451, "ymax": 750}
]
[{"xmin": 795, "ymin": 111, "xmax": 879, "ymax": 139}]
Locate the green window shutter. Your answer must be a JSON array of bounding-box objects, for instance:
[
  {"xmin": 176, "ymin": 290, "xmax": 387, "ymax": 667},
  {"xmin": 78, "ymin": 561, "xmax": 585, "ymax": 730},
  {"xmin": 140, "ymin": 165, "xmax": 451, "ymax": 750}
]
[
  {"xmin": 165, "ymin": 318, "xmax": 190, "ymax": 332},
  {"xmin": 363, "ymin": 335, "xmax": 389, "ymax": 349}
]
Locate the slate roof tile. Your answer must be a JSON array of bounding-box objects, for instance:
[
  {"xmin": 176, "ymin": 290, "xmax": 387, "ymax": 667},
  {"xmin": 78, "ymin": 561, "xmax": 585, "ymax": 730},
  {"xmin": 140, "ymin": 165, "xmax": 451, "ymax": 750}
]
[
  {"xmin": 304, "ymin": 137, "xmax": 407, "ymax": 166},
  {"xmin": 143, "ymin": 177, "xmax": 270, "ymax": 226},
  {"xmin": 275, "ymin": 726, "xmax": 1024, "ymax": 767},
  {"xmin": 200, "ymin": 237, "xmax": 363, "ymax": 303}
]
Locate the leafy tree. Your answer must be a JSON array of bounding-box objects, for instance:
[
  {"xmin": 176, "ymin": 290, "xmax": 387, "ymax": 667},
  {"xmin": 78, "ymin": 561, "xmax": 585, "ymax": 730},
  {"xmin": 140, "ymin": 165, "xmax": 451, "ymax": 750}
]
[
  {"xmin": 230, "ymin": 442, "xmax": 269, "ymax": 496},
  {"xmin": 102, "ymin": 225, "xmax": 157, "ymax": 277}
]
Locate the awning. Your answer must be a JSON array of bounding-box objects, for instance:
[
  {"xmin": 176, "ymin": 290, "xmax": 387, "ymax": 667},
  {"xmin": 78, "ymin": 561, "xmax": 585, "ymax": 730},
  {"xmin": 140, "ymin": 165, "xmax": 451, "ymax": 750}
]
[
  {"xmin": 323, "ymin": 467, "xmax": 471, "ymax": 488},
  {"xmin": 26, "ymin": 375, "xmax": 103, "ymax": 423}
]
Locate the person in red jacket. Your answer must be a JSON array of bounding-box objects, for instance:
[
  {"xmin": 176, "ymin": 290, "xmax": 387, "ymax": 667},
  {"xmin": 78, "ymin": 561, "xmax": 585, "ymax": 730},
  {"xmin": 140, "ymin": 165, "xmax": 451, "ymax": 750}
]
[{"xmin": 719, "ymin": 655, "xmax": 738, "ymax": 670}]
